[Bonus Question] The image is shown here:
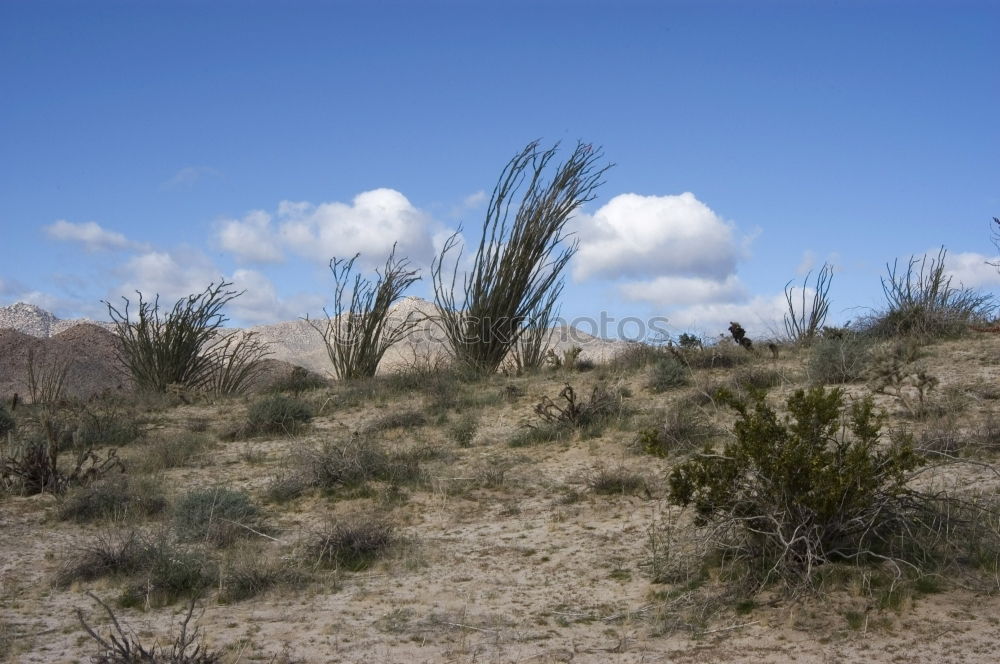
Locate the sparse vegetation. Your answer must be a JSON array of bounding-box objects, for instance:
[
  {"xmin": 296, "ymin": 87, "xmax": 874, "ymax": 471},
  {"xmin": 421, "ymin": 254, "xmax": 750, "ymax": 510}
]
[
  {"xmin": 784, "ymin": 263, "xmax": 833, "ymax": 344},
  {"xmin": 588, "ymin": 466, "xmax": 647, "ymax": 495},
  {"xmin": 636, "ymin": 406, "xmax": 718, "ymax": 457},
  {"xmin": 532, "ymin": 383, "xmax": 629, "ymax": 437},
  {"xmin": 646, "ymin": 356, "xmax": 689, "ymax": 393},
  {"xmin": 138, "ymin": 431, "xmax": 213, "ymax": 471},
  {"xmin": 808, "ymin": 332, "xmax": 873, "ymax": 384}
]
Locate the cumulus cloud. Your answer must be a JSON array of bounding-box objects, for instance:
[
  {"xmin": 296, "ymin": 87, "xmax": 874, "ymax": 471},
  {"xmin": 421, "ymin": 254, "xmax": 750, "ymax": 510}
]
[
  {"xmin": 216, "ymin": 210, "xmax": 285, "ymax": 263},
  {"xmin": 619, "ymin": 275, "xmax": 747, "ymax": 308},
  {"xmin": 216, "ymin": 188, "xmax": 436, "ymax": 267},
  {"xmin": 665, "ymin": 292, "xmax": 791, "ymax": 340},
  {"xmin": 943, "ymin": 250, "xmax": 1000, "ymax": 289},
  {"xmin": 573, "ymin": 192, "xmax": 738, "ymax": 282},
  {"xmin": 44, "ymin": 220, "xmax": 144, "ymax": 253},
  {"xmin": 227, "ymin": 268, "xmax": 324, "ymax": 325}
]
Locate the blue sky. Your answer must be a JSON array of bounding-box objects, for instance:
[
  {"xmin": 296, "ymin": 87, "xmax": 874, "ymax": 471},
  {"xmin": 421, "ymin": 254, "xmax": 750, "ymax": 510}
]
[{"xmin": 1, "ymin": 0, "xmax": 998, "ymax": 339}]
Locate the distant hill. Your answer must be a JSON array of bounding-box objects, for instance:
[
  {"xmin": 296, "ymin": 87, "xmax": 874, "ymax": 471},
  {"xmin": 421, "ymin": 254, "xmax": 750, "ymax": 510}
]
[{"xmin": 0, "ymin": 298, "xmax": 627, "ymax": 379}]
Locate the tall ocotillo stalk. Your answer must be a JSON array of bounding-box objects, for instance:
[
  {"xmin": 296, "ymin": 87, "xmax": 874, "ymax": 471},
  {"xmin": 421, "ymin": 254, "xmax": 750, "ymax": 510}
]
[
  {"xmin": 307, "ymin": 244, "xmax": 421, "ymax": 380},
  {"xmin": 432, "ymin": 140, "xmax": 611, "ymax": 375},
  {"xmin": 105, "ymin": 281, "xmax": 271, "ymax": 394},
  {"xmin": 784, "ymin": 263, "xmax": 833, "ymax": 344}
]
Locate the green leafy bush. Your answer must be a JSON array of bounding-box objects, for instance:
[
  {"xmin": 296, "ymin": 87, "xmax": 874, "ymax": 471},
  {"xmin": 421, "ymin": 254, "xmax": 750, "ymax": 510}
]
[{"xmin": 668, "ymin": 387, "xmax": 927, "ymax": 585}]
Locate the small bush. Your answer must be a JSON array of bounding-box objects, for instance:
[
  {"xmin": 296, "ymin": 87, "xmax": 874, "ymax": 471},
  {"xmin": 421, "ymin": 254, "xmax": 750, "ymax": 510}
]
[
  {"xmin": 808, "ymin": 334, "xmax": 873, "ymax": 384},
  {"xmin": 268, "ymin": 366, "xmax": 328, "ymax": 395},
  {"xmin": 268, "ymin": 437, "xmax": 422, "ymax": 501},
  {"xmin": 364, "ymin": 410, "xmax": 427, "ymax": 434},
  {"xmin": 138, "ymin": 431, "xmax": 212, "ymax": 471},
  {"xmin": 588, "ymin": 467, "xmax": 647, "ymax": 496},
  {"xmin": 76, "ymin": 403, "xmax": 145, "ymax": 448},
  {"xmin": 533, "ymin": 383, "xmax": 630, "ymax": 437},
  {"xmin": 309, "ymin": 519, "xmax": 395, "ymax": 571},
  {"xmin": 174, "ymin": 488, "xmax": 264, "ymax": 547},
  {"xmin": 217, "ymin": 551, "xmax": 306, "ymax": 604},
  {"xmin": 610, "ymin": 342, "xmax": 667, "ymax": 372},
  {"xmin": 55, "ymin": 530, "xmax": 153, "ymax": 587},
  {"xmin": 58, "ymin": 476, "xmax": 167, "ymax": 523},
  {"xmin": 243, "ymin": 394, "xmax": 312, "ymax": 437},
  {"xmin": 637, "ymin": 407, "xmax": 718, "ymax": 457},
  {"xmin": 508, "ymin": 423, "xmax": 565, "ymax": 447},
  {"xmin": 680, "ymin": 343, "xmax": 751, "ymax": 370},
  {"xmin": 730, "ymin": 366, "xmax": 782, "ymax": 393},
  {"xmin": 447, "ymin": 413, "xmax": 479, "ymax": 447},
  {"xmin": 647, "ymin": 357, "xmax": 689, "ymax": 393}
]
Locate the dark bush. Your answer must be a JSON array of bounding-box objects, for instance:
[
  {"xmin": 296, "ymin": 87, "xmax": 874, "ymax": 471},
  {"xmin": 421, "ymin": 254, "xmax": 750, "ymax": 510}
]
[
  {"xmin": 666, "ymin": 387, "xmax": 992, "ymax": 588},
  {"xmin": 309, "ymin": 519, "xmax": 395, "ymax": 571},
  {"xmin": 533, "ymin": 383, "xmax": 630, "ymax": 437},
  {"xmin": 0, "ymin": 405, "xmax": 15, "ymax": 437}
]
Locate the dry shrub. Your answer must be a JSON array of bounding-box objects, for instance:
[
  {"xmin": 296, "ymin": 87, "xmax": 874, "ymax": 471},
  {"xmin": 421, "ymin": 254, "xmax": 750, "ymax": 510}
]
[{"xmin": 309, "ymin": 519, "xmax": 395, "ymax": 571}]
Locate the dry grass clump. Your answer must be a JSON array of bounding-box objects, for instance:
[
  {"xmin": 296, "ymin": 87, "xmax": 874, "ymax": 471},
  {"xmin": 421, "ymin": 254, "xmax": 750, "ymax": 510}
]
[
  {"xmin": 609, "ymin": 342, "xmax": 668, "ymax": 372},
  {"xmin": 447, "ymin": 412, "xmax": 479, "ymax": 447},
  {"xmin": 808, "ymin": 332, "xmax": 874, "ymax": 384},
  {"xmin": 267, "ymin": 436, "xmax": 423, "ymax": 502},
  {"xmin": 646, "ymin": 356, "xmax": 690, "ymax": 393},
  {"xmin": 308, "ymin": 518, "xmax": 395, "ymax": 571},
  {"xmin": 138, "ymin": 431, "xmax": 213, "ymax": 472},
  {"xmin": 364, "ymin": 409, "xmax": 427, "ymax": 434},
  {"xmin": 174, "ymin": 488, "xmax": 266, "ymax": 547},
  {"xmin": 587, "ymin": 466, "xmax": 648, "ymax": 496},
  {"xmin": 58, "ymin": 475, "xmax": 167, "ymax": 523},
  {"xmin": 227, "ymin": 394, "xmax": 312, "ymax": 439},
  {"xmin": 636, "ymin": 407, "xmax": 719, "ymax": 458},
  {"xmin": 532, "ymin": 382, "xmax": 631, "ymax": 438},
  {"xmin": 217, "ymin": 548, "xmax": 307, "ymax": 604}
]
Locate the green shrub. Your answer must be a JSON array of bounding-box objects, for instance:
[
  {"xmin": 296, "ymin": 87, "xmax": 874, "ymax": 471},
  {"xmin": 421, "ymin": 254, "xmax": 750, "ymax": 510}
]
[
  {"xmin": 730, "ymin": 366, "xmax": 782, "ymax": 392},
  {"xmin": 268, "ymin": 365, "xmax": 328, "ymax": 395},
  {"xmin": 647, "ymin": 357, "xmax": 689, "ymax": 393},
  {"xmin": 668, "ymin": 387, "xmax": 928, "ymax": 586},
  {"xmin": 174, "ymin": 488, "xmax": 264, "ymax": 547},
  {"xmin": 58, "ymin": 476, "xmax": 167, "ymax": 523},
  {"xmin": 808, "ymin": 334, "xmax": 873, "ymax": 384},
  {"xmin": 244, "ymin": 394, "xmax": 312, "ymax": 437},
  {"xmin": 309, "ymin": 519, "xmax": 395, "ymax": 571}
]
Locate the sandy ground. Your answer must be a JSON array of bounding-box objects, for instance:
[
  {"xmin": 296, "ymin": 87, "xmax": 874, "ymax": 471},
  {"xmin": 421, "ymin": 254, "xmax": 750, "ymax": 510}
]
[{"xmin": 2, "ymin": 334, "xmax": 1000, "ymax": 663}]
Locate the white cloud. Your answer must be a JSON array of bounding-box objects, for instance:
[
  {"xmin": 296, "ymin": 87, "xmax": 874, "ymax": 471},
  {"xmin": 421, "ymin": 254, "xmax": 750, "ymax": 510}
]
[
  {"xmin": 216, "ymin": 188, "xmax": 436, "ymax": 267},
  {"xmin": 449, "ymin": 189, "xmax": 487, "ymax": 217},
  {"xmin": 44, "ymin": 220, "xmax": 144, "ymax": 253},
  {"xmin": 279, "ymin": 188, "xmax": 434, "ymax": 265},
  {"xmin": 216, "ymin": 210, "xmax": 285, "ymax": 263},
  {"xmin": 619, "ymin": 275, "xmax": 747, "ymax": 308},
  {"xmin": 944, "ymin": 250, "xmax": 1000, "ymax": 289},
  {"xmin": 161, "ymin": 166, "xmax": 220, "ymax": 190},
  {"xmin": 665, "ymin": 292, "xmax": 791, "ymax": 341},
  {"xmin": 573, "ymin": 192, "xmax": 738, "ymax": 282},
  {"xmin": 114, "ymin": 249, "xmax": 321, "ymax": 326}
]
